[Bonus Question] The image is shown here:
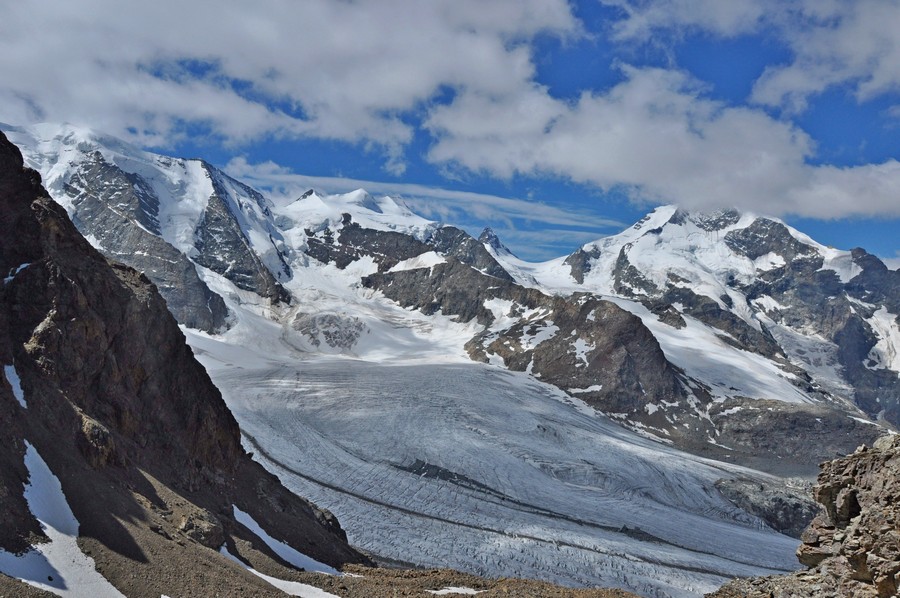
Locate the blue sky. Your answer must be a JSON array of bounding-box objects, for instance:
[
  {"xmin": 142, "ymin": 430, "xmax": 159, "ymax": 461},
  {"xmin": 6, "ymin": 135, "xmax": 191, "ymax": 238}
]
[{"xmin": 2, "ymin": 1, "xmax": 899, "ymax": 263}]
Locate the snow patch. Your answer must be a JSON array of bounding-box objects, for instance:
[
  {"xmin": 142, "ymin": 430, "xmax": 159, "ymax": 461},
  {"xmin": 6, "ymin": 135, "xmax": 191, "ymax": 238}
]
[
  {"xmin": 819, "ymin": 249, "xmax": 862, "ymax": 283},
  {"xmin": 567, "ymin": 385, "xmax": 603, "ymax": 394},
  {"xmin": 752, "ymin": 252, "xmax": 785, "ymax": 271},
  {"xmin": 3, "ymin": 263, "xmax": 29, "ymax": 285},
  {"xmin": 751, "ymin": 295, "xmax": 785, "ymax": 313},
  {"xmin": 4, "ymin": 364, "xmax": 26, "ymax": 408},
  {"xmin": 426, "ymin": 588, "xmax": 485, "ymax": 595},
  {"xmin": 219, "ymin": 546, "xmax": 339, "ymax": 598},
  {"xmin": 388, "ymin": 251, "xmax": 446, "ymax": 274},
  {"xmin": 518, "ymin": 322, "xmax": 558, "ymax": 351},
  {"xmin": 571, "ymin": 338, "xmax": 594, "ymax": 366},
  {"xmin": 866, "ymin": 307, "xmax": 900, "ymax": 375},
  {"xmin": 0, "ymin": 443, "xmax": 125, "ymax": 597},
  {"xmin": 232, "ymin": 506, "xmax": 339, "ymax": 575}
]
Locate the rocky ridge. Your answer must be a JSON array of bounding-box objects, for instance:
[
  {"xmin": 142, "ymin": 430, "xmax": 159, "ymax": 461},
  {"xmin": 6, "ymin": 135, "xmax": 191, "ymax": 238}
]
[
  {"xmin": 0, "ymin": 130, "xmax": 366, "ymax": 596},
  {"xmin": 709, "ymin": 434, "xmax": 900, "ymax": 597}
]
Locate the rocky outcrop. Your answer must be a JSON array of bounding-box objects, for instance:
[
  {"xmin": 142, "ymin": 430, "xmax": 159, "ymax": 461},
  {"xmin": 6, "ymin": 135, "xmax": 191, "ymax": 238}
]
[
  {"xmin": 0, "ymin": 131, "xmax": 366, "ymax": 596},
  {"xmin": 706, "ymin": 398, "xmax": 886, "ymax": 476},
  {"xmin": 428, "ymin": 226, "xmax": 513, "ymax": 281},
  {"xmin": 305, "ymin": 216, "xmax": 431, "ymax": 271},
  {"xmin": 709, "ymin": 434, "xmax": 900, "ymax": 598},
  {"xmin": 564, "ymin": 246, "xmax": 602, "ymax": 284}
]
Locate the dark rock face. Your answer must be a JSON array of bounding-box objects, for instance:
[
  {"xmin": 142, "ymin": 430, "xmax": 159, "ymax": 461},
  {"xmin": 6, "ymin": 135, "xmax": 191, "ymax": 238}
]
[
  {"xmin": 707, "ymin": 398, "xmax": 885, "ymax": 476},
  {"xmin": 724, "ymin": 219, "xmax": 817, "ymax": 262},
  {"xmin": 612, "ymin": 246, "xmax": 659, "ymax": 297},
  {"xmin": 709, "ymin": 435, "xmax": 900, "ymax": 598},
  {"xmin": 744, "ymin": 246, "xmax": 900, "ymax": 425},
  {"xmin": 58, "ymin": 152, "xmax": 229, "ymax": 332},
  {"xmin": 193, "ymin": 164, "xmax": 291, "ymax": 303},
  {"xmin": 684, "ymin": 208, "xmax": 741, "ymax": 231},
  {"xmin": 305, "ymin": 218, "xmax": 514, "ymax": 282},
  {"xmin": 477, "ymin": 226, "xmax": 514, "ymax": 257},
  {"xmin": 659, "ymin": 286, "xmax": 783, "ymax": 359},
  {"xmin": 0, "ymin": 132, "xmax": 365, "ymax": 595}
]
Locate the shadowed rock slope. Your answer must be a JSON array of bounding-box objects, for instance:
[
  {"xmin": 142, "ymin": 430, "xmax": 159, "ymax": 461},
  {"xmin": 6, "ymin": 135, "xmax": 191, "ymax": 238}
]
[
  {"xmin": 0, "ymin": 130, "xmax": 367, "ymax": 596},
  {"xmin": 709, "ymin": 434, "xmax": 900, "ymax": 598}
]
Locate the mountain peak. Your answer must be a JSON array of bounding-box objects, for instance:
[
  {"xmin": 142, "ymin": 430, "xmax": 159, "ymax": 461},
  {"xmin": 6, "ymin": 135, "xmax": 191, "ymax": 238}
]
[{"xmin": 478, "ymin": 226, "xmax": 515, "ymax": 257}]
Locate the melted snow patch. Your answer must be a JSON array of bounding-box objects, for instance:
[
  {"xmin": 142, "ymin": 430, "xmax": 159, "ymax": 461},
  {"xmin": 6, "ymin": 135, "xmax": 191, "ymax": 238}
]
[
  {"xmin": 232, "ymin": 506, "xmax": 338, "ymax": 575},
  {"xmin": 219, "ymin": 546, "xmax": 339, "ymax": 598},
  {"xmin": 388, "ymin": 251, "xmax": 446, "ymax": 274},
  {"xmin": 0, "ymin": 443, "xmax": 125, "ymax": 597},
  {"xmin": 4, "ymin": 364, "xmax": 26, "ymax": 408}
]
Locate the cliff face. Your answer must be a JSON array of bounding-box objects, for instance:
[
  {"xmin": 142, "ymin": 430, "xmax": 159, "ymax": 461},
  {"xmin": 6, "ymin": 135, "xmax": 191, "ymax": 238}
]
[
  {"xmin": 709, "ymin": 434, "xmax": 900, "ymax": 598},
  {"xmin": 0, "ymin": 131, "xmax": 366, "ymax": 596}
]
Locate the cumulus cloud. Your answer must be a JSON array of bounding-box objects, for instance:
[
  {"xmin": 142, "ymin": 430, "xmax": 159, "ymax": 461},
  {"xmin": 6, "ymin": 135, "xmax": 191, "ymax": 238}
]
[
  {"xmin": 752, "ymin": 1, "xmax": 900, "ymax": 111},
  {"xmin": 0, "ymin": 0, "xmax": 577, "ymax": 167},
  {"xmin": 425, "ymin": 65, "xmax": 900, "ymax": 218},
  {"xmin": 602, "ymin": 0, "xmax": 773, "ymax": 40},
  {"xmin": 4, "ymin": 0, "xmax": 900, "ymax": 223}
]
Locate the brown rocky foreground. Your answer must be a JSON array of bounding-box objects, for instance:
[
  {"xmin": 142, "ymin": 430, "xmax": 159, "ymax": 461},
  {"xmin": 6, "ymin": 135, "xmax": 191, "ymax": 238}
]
[
  {"xmin": 295, "ymin": 565, "xmax": 638, "ymax": 598},
  {"xmin": 709, "ymin": 434, "xmax": 900, "ymax": 598}
]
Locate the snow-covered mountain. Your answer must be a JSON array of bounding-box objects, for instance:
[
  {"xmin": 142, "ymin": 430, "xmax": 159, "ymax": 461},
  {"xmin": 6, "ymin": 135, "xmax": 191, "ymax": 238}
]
[
  {"xmin": 5, "ymin": 122, "xmax": 897, "ymax": 597},
  {"xmin": 520, "ymin": 206, "xmax": 900, "ymax": 430}
]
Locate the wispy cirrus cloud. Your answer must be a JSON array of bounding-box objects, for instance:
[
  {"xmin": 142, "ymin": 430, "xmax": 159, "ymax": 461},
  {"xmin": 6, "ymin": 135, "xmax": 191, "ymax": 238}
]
[{"xmin": 224, "ymin": 156, "xmax": 624, "ymax": 261}]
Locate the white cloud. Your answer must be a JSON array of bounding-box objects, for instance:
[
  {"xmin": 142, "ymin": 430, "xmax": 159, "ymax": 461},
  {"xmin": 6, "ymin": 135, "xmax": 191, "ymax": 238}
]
[
  {"xmin": 5, "ymin": 0, "xmax": 900, "ymax": 224},
  {"xmin": 0, "ymin": 0, "xmax": 577, "ymax": 168},
  {"xmin": 602, "ymin": 1, "xmax": 900, "ymax": 112},
  {"xmin": 752, "ymin": 1, "xmax": 900, "ymax": 111},
  {"xmin": 602, "ymin": 0, "xmax": 773, "ymax": 40}
]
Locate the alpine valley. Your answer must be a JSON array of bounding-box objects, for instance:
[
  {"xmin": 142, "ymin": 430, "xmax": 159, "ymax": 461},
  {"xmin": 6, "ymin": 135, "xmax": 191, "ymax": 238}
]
[{"xmin": 2, "ymin": 123, "xmax": 898, "ymax": 598}]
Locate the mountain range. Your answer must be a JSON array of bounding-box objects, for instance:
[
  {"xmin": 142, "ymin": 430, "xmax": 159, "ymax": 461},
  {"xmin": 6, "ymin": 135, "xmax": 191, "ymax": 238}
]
[{"xmin": 2, "ymin": 122, "xmax": 899, "ymax": 597}]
